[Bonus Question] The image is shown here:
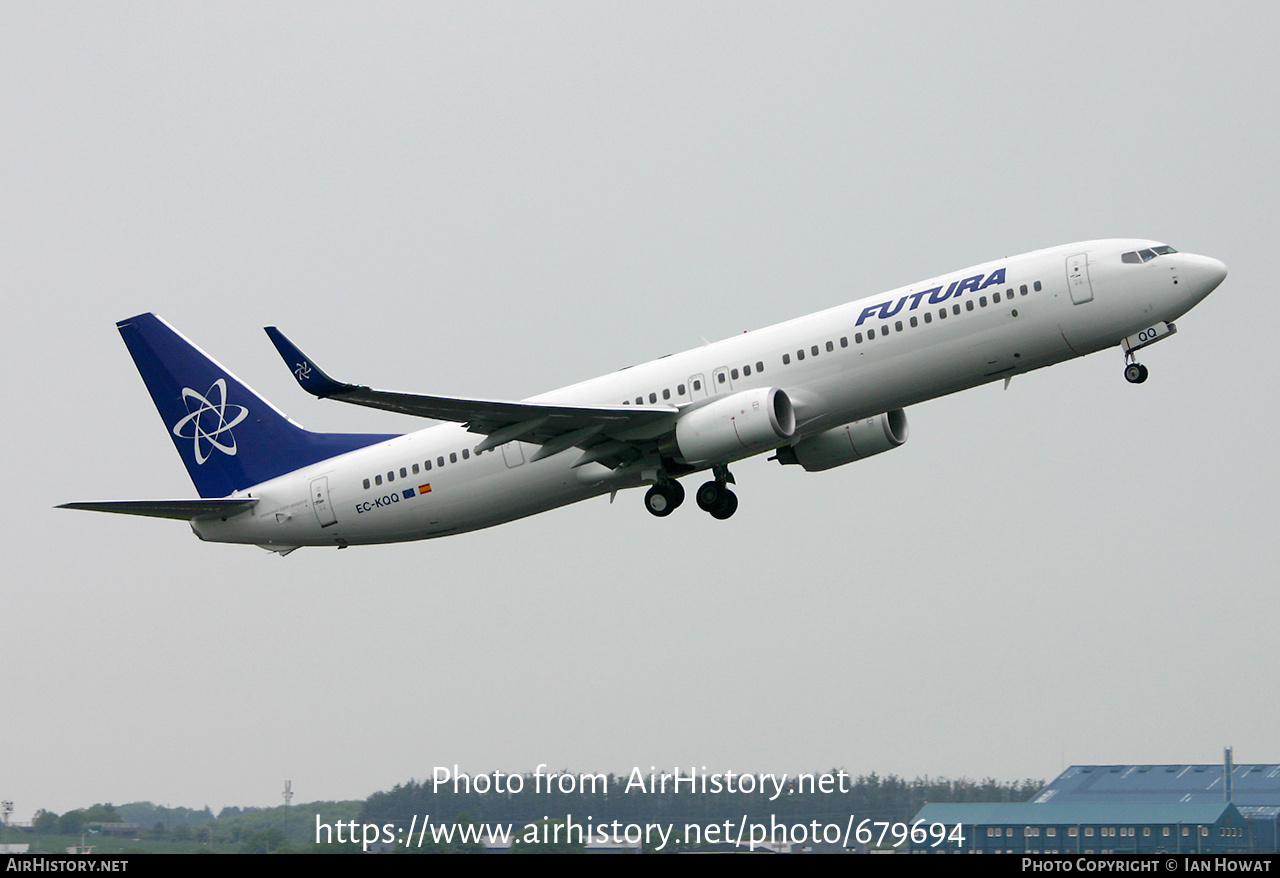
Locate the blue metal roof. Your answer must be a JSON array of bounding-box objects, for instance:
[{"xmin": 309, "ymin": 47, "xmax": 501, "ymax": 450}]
[
  {"xmin": 1034, "ymin": 764, "xmax": 1280, "ymax": 807},
  {"xmin": 915, "ymin": 802, "xmax": 1242, "ymax": 826}
]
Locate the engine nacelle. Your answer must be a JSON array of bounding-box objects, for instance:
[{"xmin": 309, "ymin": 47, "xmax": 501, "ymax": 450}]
[
  {"xmin": 774, "ymin": 409, "xmax": 908, "ymax": 472},
  {"xmin": 672, "ymin": 387, "xmax": 796, "ymax": 466}
]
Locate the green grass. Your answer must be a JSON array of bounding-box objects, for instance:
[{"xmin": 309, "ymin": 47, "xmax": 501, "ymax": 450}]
[{"xmin": 4, "ymin": 833, "xmax": 239, "ymax": 855}]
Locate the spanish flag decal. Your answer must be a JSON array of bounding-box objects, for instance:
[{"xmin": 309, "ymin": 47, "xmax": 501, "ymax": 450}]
[{"xmin": 418, "ymin": 484, "xmax": 432, "ymax": 494}]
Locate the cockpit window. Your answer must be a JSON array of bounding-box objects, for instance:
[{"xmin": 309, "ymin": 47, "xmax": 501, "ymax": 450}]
[{"xmin": 1121, "ymin": 244, "xmax": 1178, "ymax": 264}]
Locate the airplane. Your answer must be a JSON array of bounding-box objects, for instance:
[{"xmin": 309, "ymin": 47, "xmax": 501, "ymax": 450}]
[{"xmin": 60, "ymin": 239, "xmax": 1227, "ymax": 554}]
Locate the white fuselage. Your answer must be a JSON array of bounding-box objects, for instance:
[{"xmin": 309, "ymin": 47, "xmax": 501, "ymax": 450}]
[{"xmin": 192, "ymin": 239, "xmax": 1224, "ymax": 549}]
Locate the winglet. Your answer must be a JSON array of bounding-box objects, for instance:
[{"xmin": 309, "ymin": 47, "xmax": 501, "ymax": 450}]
[{"xmin": 264, "ymin": 326, "xmax": 360, "ymax": 399}]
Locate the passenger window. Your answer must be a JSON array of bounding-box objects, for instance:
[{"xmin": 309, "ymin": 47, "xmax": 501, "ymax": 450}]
[
  {"xmin": 412, "ymin": 463, "xmax": 419, "ymax": 475},
  {"xmin": 730, "ymin": 368, "xmax": 739, "ymax": 380},
  {"xmin": 742, "ymin": 365, "xmax": 751, "ymax": 377},
  {"xmin": 1020, "ymin": 284, "xmax": 1028, "ymax": 295},
  {"xmin": 375, "ymin": 475, "xmax": 383, "ymax": 486},
  {"xmin": 855, "ymin": 332, "xmax": 863, "ymax": 343},
  {"xmin": 953, "ymin": 304, "xmax": 961, "ymax": 315},
  {"xmin": 867, "ymin": 329, "xmax": 875, "ymax": 339},
  {"xmin": 796, "ymin": 350, "xmax": 805, "ymax": 360},
  {"xmin": 924, "ymin": 312, "xmax": 932, "ymax": 323},
  {"xmin": 894, "ymin": 321, "xmax": 902, "ymax": 332},
  {"xmin": 450, "ymin": 452, "xmax": 458, "ymax": 463},
  {"xmin": 437, "ymin": 456, "xmax": 445, "ymax": 467},
  {"xmin": 993, "ymin": 292, "xmax": 1001, "ymax": 303},
  {"xmin": 388, "ymin": 471, "xmax": 395, "ymax": 482},
  {"xmin": 756, "ymin": 361, "xmax": 764, "ymax": 372},
  {"xmin": 678, "ymin": 384, "xmax": 686, "ymax": 395},
  {"xmin": 649, "ymin": 392, "xmax": 657, "ymax": 403},
  {"xmin": 462, "ymin": 449, "xmax": 470, "ymax": 460},
  {"xmin": 363, "ymin": 478, "xmax": 370, "ymax": 489},
  {"xmin": 909, "ymin": 316, "xmax": 918, "ymax": 327},
  {"xmin": 825, "ymin": 341, "xmax": 834, "ymax": 352},
  {"xmin": 662, "ymin": 388, "xmax": 671, "ymax": 399},
  {"xmin": 979, "ymin": 296, "xmax": 987, "ymax": 307},
  {"xmin": 717, "ymin": 372, "xmax": 726, "ymax": 383},
  {"xmin": 840, "ymin": 337, "xmax": 848, "ymax": 348},
  {"xmin": 782, "ymin": 353, "xmax": 790, "ymax": 364},
  {"xmin": 693, "ymin": 379, "xmax": 702, "ymax": 390},
  {"xmin": 635, "ymin": 397, "xmax": 643, "ymax": 405},
  {"xmin": 425, "ymin": 460, "xmax": 432, "ymax": 471},
  {"xmin": 1034, "ymin": 280, "xmax": 1042, "ymax": 291},
  {"xmin": 966, "ymin": 300, "xmax": 974, "ymax": 311},
  {"xmin": 811, "ymin": 345, "xmax": 819, "ymax": 356},
  {"xmin": 400, "ymin": 467, "xmax": 407, "ymax": 478}
]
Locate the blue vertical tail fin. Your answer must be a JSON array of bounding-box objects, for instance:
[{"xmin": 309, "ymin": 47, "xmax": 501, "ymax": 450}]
[{"xmin": 117, "ymin": 313, "xmax": 396, "ymax": 498}]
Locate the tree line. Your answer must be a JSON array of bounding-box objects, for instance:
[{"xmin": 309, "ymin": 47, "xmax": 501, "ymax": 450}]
[
  {"xmin": 16, "ymin": 771, "xmax": 1041, "ymax": 853},
  {"xmin": 362, "ymin": 771, "xmax": 1043, "ymax": 830}
]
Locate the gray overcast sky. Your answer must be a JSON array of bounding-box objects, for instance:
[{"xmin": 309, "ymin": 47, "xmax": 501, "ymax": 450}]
[{"xmin": 3, "ymin": 2, "xmax": 1277, "ymax": 820}]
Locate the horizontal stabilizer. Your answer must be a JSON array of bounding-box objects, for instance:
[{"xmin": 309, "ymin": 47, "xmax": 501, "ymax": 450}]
[{"xmin": 57, "ymin": 498, "xmax": 258, "ymax": 521}]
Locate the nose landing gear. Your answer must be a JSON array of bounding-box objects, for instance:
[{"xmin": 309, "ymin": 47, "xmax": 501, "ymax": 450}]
[
  {"xmin": 1123, "ymin": 342, "xmax": 1150, "ymax": 384},
  {"xmin": 1124, "ymin": 361, "xmax": 1149, "ymax": 384},
  {"xmin": 1120, "ymin": 323, "xmax": 1175, "ymax": 384}
]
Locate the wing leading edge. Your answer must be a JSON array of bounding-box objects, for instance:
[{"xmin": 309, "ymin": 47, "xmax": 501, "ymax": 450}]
[{"xmin": 264, "ymin": 327, "xmax": 678, "ymax": 468}]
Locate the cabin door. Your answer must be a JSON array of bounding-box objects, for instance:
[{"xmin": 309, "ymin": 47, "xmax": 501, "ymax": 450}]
[
  {"xmin": 502, "ymin": 441, "xmax": 525, "ymax": 468},
  {"xmin": 311, "ymin": 476, "xmax": 337, "ymax": 527},
  {"xmin": 687, "ymin": 374, "xmax": 708, "ymax": 399},
  {"xmin": 1066, "ymin": 253, "xmax": 1094, "ymax": 304},
  {"xmin": 711, "ymin": 366, "xmax": 733, "ymax": 394}
]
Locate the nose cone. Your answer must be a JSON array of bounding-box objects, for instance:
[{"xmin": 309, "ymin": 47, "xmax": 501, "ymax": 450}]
[{"xmin": 1184, "ymin": 254, "xmax": 1228, "ymax": 301}]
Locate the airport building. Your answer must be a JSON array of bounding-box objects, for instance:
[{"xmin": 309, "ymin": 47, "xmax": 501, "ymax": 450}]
[
  {"xmin": 911, "ymin": 801, "xmax": 1248, "ymax": 854},
  {"xmin": 911, "ymin": 760, "xmax": 1280, "ymax": 854},
  {"xmin": 1034, "ymin": 762, "xmax": 1280, "ymax": 853}
]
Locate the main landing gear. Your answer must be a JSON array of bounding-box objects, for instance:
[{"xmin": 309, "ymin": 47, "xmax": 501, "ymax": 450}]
[
  {"xmin": 644, "ymin": 480, "xmax": 685, "ymax": 517},
  {"xmin": 695, "ymin": 465, "xmax": 738, "ymax": 520},
  {"xmin": 643, "ymin": 465, "xmax": 739, "ymax": 520}
]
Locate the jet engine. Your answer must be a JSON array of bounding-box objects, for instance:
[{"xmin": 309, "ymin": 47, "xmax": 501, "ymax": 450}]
[
  {"xmin": 670, "ymin": 387, "xmax": 796, "ymax": 466},
  {"xmin": 773, "ymin": 409, "xmax": 908, "ymax": 472}
]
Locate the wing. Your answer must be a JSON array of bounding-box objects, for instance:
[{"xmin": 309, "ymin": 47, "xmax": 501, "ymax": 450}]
[
  {"xmin": 264, "ymin": 327, "xmax": 678, "ymax": 468},
  {"xmin": 58, "ymin": 498, "xmax": 259, "ymax": 520}
]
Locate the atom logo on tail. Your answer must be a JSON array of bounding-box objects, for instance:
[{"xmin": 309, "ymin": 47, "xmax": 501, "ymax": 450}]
[{"xmin": 172, "ymin": 378, "xmax": 249, "ymax": 464}]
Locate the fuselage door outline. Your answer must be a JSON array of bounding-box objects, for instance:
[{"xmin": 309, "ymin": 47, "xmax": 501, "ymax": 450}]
[
  {"xmin": 1067, "ymin": 253, "xmax": 1094, "ymax": 305},
  {"xmin": 311, "ymin": 476, "xmax": 337, "ymax": 528},
  {"xmin": 711, "ymin": 367, "xmax": 732, "ymax": 394},
  {"xmin": 688, "ymin": 374, "xmax": 708, "ymax": 399},
  {"xmin": 502, "ymin": 441, "xmax": 524, "ymax": 468}
]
